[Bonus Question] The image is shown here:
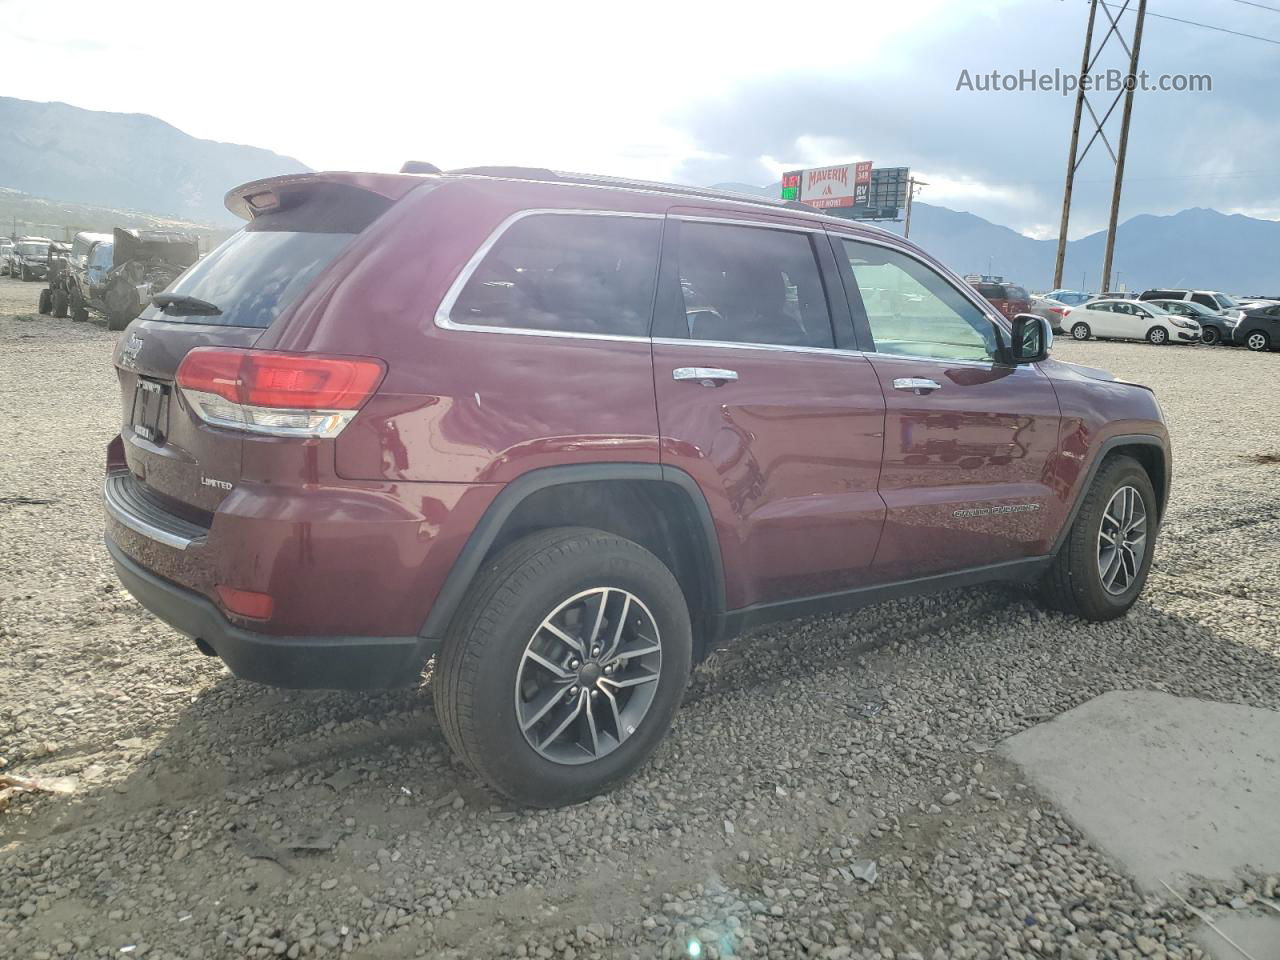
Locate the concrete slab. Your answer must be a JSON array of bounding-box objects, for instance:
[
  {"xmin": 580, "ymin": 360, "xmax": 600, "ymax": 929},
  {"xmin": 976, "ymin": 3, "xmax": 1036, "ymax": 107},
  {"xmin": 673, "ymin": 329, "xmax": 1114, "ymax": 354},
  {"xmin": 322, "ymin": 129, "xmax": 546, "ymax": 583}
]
[
  {"xmin": 1192, "ymin": 912, "xmax": 1280, "ymax": 960},
  {"xmin": 999, "ymin": 690, "xmax": 1280, "ymax": 893}
]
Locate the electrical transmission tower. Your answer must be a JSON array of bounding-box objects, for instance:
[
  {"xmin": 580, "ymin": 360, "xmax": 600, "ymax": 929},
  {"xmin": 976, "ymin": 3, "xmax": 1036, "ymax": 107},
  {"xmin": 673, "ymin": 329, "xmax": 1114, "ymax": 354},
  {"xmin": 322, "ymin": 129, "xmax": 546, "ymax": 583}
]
[{"xmin": 1053, "ymin": 0, "xmax": 1148, "ymax": 293}]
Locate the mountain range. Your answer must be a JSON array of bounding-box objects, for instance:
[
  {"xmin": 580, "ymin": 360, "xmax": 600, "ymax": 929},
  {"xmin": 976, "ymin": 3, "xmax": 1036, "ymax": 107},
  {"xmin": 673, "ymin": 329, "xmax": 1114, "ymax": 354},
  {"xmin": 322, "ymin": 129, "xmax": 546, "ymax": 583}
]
[
  {"xmin": 0, "ymin": 96, "xmax": 1273, "ymax": 293},
  {"xmin": 0, "ymin": 97, "xmax": 309, "ymax": 225},
  {"xmin": 713, "ymin": 182, "xmax": 1280, "ymax": 295}
]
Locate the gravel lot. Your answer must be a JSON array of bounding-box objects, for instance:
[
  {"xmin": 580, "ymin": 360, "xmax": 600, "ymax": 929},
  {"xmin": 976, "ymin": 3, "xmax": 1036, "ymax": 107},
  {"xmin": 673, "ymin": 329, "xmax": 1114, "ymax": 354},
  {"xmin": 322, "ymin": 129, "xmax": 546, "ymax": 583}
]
[{"xmin": 1, "ymin": 274, "xmax": 1278, "ymax": 960}]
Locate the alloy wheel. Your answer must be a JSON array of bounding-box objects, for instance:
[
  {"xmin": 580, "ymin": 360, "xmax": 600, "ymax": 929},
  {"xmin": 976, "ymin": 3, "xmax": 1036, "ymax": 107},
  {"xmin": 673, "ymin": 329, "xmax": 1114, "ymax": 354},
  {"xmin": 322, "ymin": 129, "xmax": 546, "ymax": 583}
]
[
  {"xmin": 515, "ymin": 587, "xmax": 662, "ymax": 765},
  {"xmin": 1148, "ymin": 328, "xmax": 1167, "ymax": 344},
  {"xmin": 1097, "ymin": 485, "xmax": 1147, "ymax": 595},
  {"xmin": 1247, "ymin": 332, "xmax": 1268, "ymax": 352},
  {"xmin": 1072, "ymin": 324, "xmax": 1090, "ymax": 340}
]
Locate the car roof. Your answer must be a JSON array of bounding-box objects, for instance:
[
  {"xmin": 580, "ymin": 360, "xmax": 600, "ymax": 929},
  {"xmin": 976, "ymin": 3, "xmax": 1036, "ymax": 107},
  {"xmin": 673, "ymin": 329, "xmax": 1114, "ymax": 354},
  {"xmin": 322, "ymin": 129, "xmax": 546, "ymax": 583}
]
[{"xmin": 224, "ymin": 167, "xmax": 901, "ymax": 239}]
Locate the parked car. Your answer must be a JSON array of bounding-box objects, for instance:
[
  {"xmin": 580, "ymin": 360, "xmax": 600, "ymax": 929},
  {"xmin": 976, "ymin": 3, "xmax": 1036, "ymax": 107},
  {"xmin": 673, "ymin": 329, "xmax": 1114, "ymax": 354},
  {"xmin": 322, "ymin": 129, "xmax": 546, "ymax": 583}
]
[
  {"xmin": 1233, "ymin": 302, "xmax": 1280, "ymax": 352},
  {"xmin": 10, "ymin": 237, "xmax": 52, "ymax": 281},
  {"xmin": 1094, "ymin": 291, "xmax": 1137, "ymax": 300},
  {"xmin": 1144, "ymin": 298, "xmax": 1236, "ymax": 345},
  {"xmin": 971, "ymin": 279, "xmax": 1032, "ymax": 320},
  {"xmin": 1138, "ymin": 288, "xmax": 1241, "ymax": 316},
  {"xmin": 103, "ymin": 168, "xmax": 1172, "ymax": 806},
  {"xmin": 1066, "ymin": 298, "xmax": 1200, "ymax": 345},
  {"xmin": 1041, "ymin": 289, "xmax": 1093, "ymax": 307},
  {"xmin": 0, "ymin": 238, "xmax": 14, "ymax": 276},
  {"xmin": 1030, "ymin": 295, "xmax": 1074, "ymax": 333}
]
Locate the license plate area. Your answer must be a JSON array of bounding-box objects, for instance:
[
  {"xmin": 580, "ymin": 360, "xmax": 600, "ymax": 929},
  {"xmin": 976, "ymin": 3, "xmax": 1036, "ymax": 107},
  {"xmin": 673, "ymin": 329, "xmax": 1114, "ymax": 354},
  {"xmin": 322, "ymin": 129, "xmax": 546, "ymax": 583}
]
[{"xmin": 131, "ymin": 378, "xmax": 170, "ymax": 445}]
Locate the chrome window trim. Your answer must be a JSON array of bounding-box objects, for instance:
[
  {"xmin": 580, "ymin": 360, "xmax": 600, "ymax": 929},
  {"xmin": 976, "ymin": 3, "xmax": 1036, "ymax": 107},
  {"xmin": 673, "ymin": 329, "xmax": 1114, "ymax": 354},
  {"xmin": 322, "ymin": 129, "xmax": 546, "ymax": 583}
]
[
  {"xmin": 434, "ymin": 208, "xmax": 663, "ymax": 342},
  {"xmin": 671, "ymin": 213, "xmax": 824, "ymax": 234},
  {"xmin": 651, "ymin": 336, "xmax": 865, "ymax": 359}
]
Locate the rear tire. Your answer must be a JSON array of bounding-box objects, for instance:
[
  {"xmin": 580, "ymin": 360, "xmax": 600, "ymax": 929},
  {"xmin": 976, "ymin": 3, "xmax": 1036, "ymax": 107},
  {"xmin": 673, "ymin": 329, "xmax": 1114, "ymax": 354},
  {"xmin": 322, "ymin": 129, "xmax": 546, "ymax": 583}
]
[
  {"xmin": 435, "ymin": 527, "xmax": 692, "ymax": 807},
  {"xmin": 38, "ymin": 289, "xmax": 52, "ymax": 314},
  {"xmin": 1070, "ymin": 322, "xmax": 1091, "ymax": 341},
  {"xmin": 1245, "ymin": 330, "xmax": 1270, "ymax": 352},
  {"xmin": 1037, "ymin": 455, "xmax": 1157, "ymax": 621},
  {"xmin": 1146, "ymin": 326, "xmax": 1168, "ymax": 345}
]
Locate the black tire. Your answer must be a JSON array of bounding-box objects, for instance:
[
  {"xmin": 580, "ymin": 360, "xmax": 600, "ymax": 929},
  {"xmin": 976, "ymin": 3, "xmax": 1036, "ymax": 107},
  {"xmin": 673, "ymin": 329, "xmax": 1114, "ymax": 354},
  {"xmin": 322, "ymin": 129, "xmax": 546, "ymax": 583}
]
[
  {"xmin": 1145, "ymin": 326, "xmax": 1168, "ymax": 345},
  {"xmin": 106, "ymin": 309, "xmax": 132, "ymax": 331},
  {"xmin": 1070, "ymin": 322, "xmax": 1091, "ymax": 341},
  {"xmin": 435, "ymin": 527, "xmax": 692, "ymax": 807},
  {"xmin": 1037, "ymin": 455, "xmax": 1157, "ymax": 621},
  {"xmin": 20, "ymin": 265, "xmax": 30, "ymax": 282},
  {"xmin": 38, "ymin": 289, "xmax": 52, "ymax": 314},
  {"xmin": 1200, "ymin": 325, "xmax": 1220, "ymax": 346},
  {"xmin": 1244, "ymin": 330, "xmax": 1270, "ymax": 352},
  {"xmin": 52, "ymin": 290, "xmax": 69, "ymax": 318},
  {"xmin": 72, "ymin": 305, "xmax": 90, "ymax": 323}
]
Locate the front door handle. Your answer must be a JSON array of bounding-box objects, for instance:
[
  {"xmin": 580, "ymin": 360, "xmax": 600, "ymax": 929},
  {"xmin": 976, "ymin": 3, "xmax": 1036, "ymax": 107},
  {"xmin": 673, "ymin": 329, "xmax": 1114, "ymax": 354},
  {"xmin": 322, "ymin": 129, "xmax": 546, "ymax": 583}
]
[
  {"xmin": 893, "ymin": 377, "xmax": 942, "ymax": 394},
  {"xmin": 673, "ymin": 367, "xmax": 738, "ymax": 385}
]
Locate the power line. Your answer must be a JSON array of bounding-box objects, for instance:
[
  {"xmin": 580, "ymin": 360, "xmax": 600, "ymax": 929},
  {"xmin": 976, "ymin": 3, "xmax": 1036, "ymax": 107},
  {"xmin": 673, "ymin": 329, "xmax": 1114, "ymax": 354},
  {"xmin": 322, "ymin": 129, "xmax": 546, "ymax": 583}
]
[
  {"xmin": 1218, "ymin": 0, "xmax": 1280, "ymax": 15},
  {"xmin": 1106, "ymin": 2, "xmax": 1280, "ymax": 45}
]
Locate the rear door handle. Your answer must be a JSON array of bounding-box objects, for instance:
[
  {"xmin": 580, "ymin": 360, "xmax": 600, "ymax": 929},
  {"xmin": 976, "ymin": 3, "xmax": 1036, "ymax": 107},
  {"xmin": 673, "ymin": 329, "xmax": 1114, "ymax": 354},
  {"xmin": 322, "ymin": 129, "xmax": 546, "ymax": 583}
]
[
  {"xmin": 893, "ymin": 377, "xmax": 942, "ymax": 394},
  {"xmin": 673, "ymin": 367, "xmax": 738, "ymax": 385}
]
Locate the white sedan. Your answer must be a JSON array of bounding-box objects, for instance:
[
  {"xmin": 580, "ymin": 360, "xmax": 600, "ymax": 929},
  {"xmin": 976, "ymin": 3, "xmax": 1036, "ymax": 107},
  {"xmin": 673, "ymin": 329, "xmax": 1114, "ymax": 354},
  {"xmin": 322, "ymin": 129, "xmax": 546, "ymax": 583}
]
[{"xmin": 1065, "ymin": 298, "xmax": 1201, "ymax": 345}]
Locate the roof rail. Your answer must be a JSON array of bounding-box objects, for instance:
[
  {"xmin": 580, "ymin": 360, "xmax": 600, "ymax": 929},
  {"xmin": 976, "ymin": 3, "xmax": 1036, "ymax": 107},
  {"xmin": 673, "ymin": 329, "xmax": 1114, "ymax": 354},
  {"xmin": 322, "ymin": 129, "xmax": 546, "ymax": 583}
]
[{"xmin": 447, "ymin": 166, "xmax": 821, "ymax": 214}]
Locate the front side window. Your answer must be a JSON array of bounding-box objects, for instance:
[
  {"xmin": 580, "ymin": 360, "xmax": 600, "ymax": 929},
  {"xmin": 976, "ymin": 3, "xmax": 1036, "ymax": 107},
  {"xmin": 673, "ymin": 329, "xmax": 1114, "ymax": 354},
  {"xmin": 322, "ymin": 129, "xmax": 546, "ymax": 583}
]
[
  {"xmin": 667, "ymin": 221, "xmax": 834, "ymax": 348},
  {"xmin": 450, "ymin": 213, "xmax": 661, "ymax": 337},
  {"xmin": 842, "ymin": 239, "xmax": 1001, "ymax": 362}
]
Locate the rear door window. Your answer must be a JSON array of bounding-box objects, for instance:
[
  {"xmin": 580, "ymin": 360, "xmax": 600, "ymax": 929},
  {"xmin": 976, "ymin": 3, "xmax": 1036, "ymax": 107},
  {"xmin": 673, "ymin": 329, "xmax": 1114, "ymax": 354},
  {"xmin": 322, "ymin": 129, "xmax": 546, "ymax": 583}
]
[
  {"xmin": 1190, "ymin": 293, "xmax": 1216, "ymax": 310},
  {"xmin": 661, "ymin": 221, "xmax": 834, "ymax": 348},
  {"xmin": 449, "ymin": 213, "xmax": 661, "ymax": 337}
]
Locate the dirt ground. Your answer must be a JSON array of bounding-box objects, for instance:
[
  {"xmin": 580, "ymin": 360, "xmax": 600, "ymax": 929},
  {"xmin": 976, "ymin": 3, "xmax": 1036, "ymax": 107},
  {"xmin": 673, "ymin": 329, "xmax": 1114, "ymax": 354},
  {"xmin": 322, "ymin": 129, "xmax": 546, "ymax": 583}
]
[{"xmin": 1, "ymin": 274, "xmax": 1278, "ymax": 960}]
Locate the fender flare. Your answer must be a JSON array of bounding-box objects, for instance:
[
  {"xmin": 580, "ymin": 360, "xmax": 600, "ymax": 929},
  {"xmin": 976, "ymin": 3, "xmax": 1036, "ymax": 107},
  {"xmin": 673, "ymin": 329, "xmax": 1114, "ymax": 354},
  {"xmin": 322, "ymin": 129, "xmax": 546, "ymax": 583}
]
[
  {"xmin": 418, "ymin": 463, "xmax": 727, "ymax": 643},
  {"xmin": 1051, "ymin": 433, "xmax": 1170, "ymax": 555}
]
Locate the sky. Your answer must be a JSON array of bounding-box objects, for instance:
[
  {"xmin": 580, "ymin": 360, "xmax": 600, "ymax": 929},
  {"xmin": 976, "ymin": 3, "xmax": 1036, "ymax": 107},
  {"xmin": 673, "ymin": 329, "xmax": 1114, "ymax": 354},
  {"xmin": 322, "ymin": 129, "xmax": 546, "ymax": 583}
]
[{"xmin": 3, "ymin": 0, "xmax": 1278, "ymax": 238}]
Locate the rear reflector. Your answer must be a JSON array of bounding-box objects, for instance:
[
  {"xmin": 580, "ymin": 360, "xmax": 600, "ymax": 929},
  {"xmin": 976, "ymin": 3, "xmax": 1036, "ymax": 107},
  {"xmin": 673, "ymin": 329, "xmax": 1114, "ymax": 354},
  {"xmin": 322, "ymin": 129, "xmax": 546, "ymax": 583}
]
[
  {"xmin": 176, "ymin": 347, "xmax": 385, "ymax": 438},
  {"xmin": 216, "ymin": 585, "xmax": 274, "ymax": 620}
]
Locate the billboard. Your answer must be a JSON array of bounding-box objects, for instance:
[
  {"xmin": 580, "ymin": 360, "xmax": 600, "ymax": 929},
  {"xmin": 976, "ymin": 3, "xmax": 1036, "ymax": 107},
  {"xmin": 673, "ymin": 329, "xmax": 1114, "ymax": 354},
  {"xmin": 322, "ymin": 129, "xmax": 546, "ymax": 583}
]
[{"xmin": 781, "ymin": 162, "xmax": 909, "ymax": 220}]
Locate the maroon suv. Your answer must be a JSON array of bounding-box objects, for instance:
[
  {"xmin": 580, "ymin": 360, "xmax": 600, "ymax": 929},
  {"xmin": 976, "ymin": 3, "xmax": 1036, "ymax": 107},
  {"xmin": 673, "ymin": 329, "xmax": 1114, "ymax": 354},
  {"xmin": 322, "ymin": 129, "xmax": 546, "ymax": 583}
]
[{"xmin": 105, "ymin": 168, "xmax": 1171, "ymax": 806}]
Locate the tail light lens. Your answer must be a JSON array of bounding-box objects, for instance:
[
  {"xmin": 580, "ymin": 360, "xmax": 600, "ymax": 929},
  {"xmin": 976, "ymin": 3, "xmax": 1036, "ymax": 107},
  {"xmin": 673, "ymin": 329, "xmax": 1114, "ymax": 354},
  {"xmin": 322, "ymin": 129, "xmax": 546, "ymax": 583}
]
[{"xmin": 176, "ymin": 347, "xmax": 385, "ymax": 438}]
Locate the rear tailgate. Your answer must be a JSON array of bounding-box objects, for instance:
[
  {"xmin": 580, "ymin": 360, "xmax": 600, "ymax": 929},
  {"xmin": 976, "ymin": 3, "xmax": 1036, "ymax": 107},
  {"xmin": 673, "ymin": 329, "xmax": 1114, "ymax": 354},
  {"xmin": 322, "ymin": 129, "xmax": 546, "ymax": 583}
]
[{"xmin": 111, "ymin": 178, "xmax": 405, "ymax": 516}]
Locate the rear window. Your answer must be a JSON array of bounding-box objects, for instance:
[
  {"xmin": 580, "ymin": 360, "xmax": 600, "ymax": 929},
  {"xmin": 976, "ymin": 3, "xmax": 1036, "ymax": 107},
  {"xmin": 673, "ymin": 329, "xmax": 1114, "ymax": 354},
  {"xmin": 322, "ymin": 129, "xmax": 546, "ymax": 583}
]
[
  {"xmin": 1005, "ymin": 285, "xmax": 1029, "ymax": 301},
  {"xmin": 142, "ymin": 183, "xmax": 392, "ymax": 329},
  {"xmin": 975, "ymin": 283, "xmax": 1006, "ymax": 300}
]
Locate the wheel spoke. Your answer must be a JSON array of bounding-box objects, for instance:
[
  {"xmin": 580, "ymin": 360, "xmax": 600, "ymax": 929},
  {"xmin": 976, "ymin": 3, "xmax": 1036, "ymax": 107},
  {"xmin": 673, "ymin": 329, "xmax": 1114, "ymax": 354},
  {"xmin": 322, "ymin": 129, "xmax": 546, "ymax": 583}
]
[
  {"xmin": 1101, "ymin": 547, "xmax": 1124, "ymax": 589},
  {"xmin": 597, "ymin": 685, "xmax": 627, "ymax": 742},
  {"xmin": 523, "ymin": 649, "xmax": 574, "ymax": 681},
  {"xmin": 520, "ymin": 685, "xmax": 572, "ymax": 732},
  {"xmin": 540, "ymin": 619, "xmax": 585, "ymax": 657},
  {"xmin": 583, "ymin": 695, "xmax": 601, "ymax": 756},
  {"xmin": 582, "ymin": 590, "xmax": 609, "ymax": 649},
  {"xmin": 599, "ymin": 669, "xmax": 660, "ymax": 690},
  {"xmin": 601, "ymin": 593, "xmax": 631, "ymax": 663},
  {"xmin": 538, "ymin": 691, "xmax": 585, "ymax": 748}
]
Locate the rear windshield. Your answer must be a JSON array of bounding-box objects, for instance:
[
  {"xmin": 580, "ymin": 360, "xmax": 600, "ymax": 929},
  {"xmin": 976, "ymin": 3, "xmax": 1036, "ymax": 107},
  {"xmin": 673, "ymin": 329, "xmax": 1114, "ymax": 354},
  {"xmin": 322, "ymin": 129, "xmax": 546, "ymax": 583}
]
[
  {"xmin": 141, "ymin": 183, "xmax": 393, "ymax": 328},
  {"xmin": 1004, "ymin": 285, "xmax": 1028, "ymax": 301},
  {"xmin": 975, "ymin": 283, "xmax": 1006, "ymax": 299}
]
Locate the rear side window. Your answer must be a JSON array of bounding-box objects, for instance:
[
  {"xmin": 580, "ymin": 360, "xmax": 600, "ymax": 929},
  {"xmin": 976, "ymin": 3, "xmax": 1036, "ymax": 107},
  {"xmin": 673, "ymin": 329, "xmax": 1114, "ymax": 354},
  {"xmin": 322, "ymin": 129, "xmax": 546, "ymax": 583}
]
[
  {"xmin": 142, "ymin": 183, "xmax": 393, "ymax": 328},
  {"xmin": 665, "ymin": 221, "xmax": 834, "ymax": 349},
  {"xmin": 449, "ymin": 213, "xmax": 661, "ymax": 337}
]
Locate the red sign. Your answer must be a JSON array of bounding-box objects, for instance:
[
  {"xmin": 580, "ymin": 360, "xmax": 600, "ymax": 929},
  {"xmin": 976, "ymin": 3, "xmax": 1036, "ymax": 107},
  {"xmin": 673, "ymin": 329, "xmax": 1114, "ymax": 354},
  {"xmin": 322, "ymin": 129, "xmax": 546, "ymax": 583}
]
[{"xmin": 798, "ymin": 162, "xmax": 874, "ymax": 209}]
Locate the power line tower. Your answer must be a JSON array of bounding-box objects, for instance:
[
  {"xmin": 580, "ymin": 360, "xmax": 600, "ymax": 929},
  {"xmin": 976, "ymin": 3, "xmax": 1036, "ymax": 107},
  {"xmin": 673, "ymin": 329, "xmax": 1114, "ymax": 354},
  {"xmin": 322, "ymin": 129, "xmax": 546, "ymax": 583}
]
[{"xmin": 1053, "ymin": 0, "xmax": 1148, "ymax": 293}]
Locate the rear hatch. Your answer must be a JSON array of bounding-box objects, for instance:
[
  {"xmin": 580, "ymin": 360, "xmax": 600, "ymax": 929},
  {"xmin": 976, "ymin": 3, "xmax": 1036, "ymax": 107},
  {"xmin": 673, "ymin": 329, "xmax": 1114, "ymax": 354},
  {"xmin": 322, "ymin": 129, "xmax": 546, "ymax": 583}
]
[{"xmin": 112, "ymin": 179, "xmax": 399, "ymax": 517}]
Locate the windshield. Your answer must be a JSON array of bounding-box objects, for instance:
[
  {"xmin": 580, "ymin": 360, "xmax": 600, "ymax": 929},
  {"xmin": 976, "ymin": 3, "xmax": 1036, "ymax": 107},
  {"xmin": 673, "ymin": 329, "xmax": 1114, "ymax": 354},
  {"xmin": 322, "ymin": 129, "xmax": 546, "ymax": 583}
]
[
  {"xmin": 17, "ymin": 243, "xmax": 49, "ymax": 257},
  {"xmin": 141, "ymin": 229, "xmax": 355, "ymax": 328},
  {"xmin": 1213, "ymin": 293, "xmax": 1237, "ymax": 309}
]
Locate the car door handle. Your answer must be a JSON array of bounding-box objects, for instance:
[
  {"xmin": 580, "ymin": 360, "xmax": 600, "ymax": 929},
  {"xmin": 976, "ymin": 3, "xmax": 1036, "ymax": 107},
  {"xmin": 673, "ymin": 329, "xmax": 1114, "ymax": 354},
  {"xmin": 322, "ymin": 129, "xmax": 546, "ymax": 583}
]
[
  {"xmin": 673, "ymin": 367, "xmax": 738, "ymax": 385},
  {"xmin": 893, "ymin": 377, "xmax": 942, "ymax": 394}
]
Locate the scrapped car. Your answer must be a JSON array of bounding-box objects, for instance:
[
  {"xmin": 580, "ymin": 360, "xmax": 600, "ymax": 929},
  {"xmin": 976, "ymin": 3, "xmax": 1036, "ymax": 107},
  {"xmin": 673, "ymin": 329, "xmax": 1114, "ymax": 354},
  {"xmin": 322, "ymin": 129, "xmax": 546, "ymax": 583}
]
[
  {"xmin": 1144, "ymin": 298, "xmax": 1236, "ymax": 345},
  {"xmin": 1233, "ymin": 302, "xmax": 1280, "ymax": 352},
  {"xmin": 1067, "ymin": 298, "xmax": 1200, "ymax": 345},
  {"xmin": 101, "ymin": 228, "xmax": 200, "ymax": 330},
  {"xmin": 59, "ymin": 232, "xmax": 115, "ymax": 322},
  {"xmin": 104, "ymin": 168, "xmax": 1172, "ymax": 806},
  {"xmin": 38, "ymin": 242, "xmax": 74, "ymax": 316},
  {"xmin": 11, "ymin": 237, "xmax": 52, "ymax": 281}
]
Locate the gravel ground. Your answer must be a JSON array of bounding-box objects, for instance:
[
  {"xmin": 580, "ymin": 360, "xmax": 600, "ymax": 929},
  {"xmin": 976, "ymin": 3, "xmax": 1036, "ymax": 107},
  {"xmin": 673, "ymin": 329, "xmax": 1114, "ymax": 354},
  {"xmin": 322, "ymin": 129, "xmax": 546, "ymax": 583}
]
[{"xmin": 1, "ymin": 273, "xmax": 1278, "ymax": 960}]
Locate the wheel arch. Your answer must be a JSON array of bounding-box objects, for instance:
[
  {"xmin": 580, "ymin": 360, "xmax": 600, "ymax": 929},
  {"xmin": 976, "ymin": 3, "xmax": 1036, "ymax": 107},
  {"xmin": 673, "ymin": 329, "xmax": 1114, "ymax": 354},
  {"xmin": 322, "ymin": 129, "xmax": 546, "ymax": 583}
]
[
  {"xmin": 419, "ymin": 464, "xmax": 728, "ymax": 662},
  {"xmin": 1052, "ymin": 434, "xmax": 1170, "ymax": 554}
]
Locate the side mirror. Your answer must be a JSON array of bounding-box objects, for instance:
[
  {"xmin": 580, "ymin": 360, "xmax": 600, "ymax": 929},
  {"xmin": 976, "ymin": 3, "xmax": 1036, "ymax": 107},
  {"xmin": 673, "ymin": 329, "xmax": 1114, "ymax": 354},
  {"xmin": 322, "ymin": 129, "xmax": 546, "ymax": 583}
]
[{"xmin": 1010, "ymin": 313, "xmax": 1051, "ymax": 363}]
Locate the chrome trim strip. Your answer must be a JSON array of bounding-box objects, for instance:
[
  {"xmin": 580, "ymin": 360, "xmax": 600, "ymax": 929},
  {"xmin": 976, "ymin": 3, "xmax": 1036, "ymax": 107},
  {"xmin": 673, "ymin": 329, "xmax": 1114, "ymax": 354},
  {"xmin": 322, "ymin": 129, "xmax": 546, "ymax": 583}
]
[
  {"xmin": 103, "ymin": 476, "xmax": 201, "ymax": 551},
  {"xmin": 651, "ymin": 336, "xmax": 864, "ymax": 358},
  {"xmin": 670, "ymin": 213, "xmax": 823, "ymax": 234},
  {"xmin": 434, "ymin": 208, "xmax": 662, "ymax": 342}
]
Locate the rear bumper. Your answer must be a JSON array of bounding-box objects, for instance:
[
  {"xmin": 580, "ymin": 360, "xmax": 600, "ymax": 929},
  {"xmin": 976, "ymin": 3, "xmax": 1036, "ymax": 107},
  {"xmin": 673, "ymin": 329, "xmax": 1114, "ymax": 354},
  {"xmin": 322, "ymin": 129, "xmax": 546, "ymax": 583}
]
[{"xmin": 107, "ymin": 536, "xmax": 434, "ymax": 690}]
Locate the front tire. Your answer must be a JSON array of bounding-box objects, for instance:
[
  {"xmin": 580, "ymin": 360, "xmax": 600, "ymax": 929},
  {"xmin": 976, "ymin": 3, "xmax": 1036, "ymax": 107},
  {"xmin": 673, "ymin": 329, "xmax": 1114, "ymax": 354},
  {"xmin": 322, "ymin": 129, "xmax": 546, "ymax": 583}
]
[
  {"xmin": 1071, "ymin": 322, "xmax": 1091, "ymax": 341},
  {"xmin": 435, "ymin": 527, "xmax": 692, "ymax": 807},
  {"xmin": 38, "ymin": 289, "xmax": 52, "ymax": 314},
  {"xmin": 52, "ymin": 290, "xmax": 69, "ymax": 318},
  {"xmin": 1146, "ymin": 326, "xmax": 1168, "ymax": 345},
  {"xmin": 1200, "ymin": 326, "xmax": 1220, "ymax": 346},
  {"xmin": 1245, "ymin": 331, "xmax": 1270, "ymax": 352},
  {"xmin": 1037, "ymin": 455, "xmax": 1157, "ymax": 621}
]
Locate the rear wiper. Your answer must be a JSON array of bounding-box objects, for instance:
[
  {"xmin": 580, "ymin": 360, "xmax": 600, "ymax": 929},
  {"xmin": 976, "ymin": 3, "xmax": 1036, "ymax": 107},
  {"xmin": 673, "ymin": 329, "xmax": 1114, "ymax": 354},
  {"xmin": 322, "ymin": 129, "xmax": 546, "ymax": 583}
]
[{"xmin": 152, "ymin": 293, "xmax": 222, "ymax": 316}]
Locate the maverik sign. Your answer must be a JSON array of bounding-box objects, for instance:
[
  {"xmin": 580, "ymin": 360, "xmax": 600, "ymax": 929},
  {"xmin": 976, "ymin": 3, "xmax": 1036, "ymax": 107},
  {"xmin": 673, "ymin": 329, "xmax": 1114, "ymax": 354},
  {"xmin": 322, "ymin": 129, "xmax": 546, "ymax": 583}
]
[{"xmin": 789, "ymin": 161, "xmax": 872, "ymax": 209}]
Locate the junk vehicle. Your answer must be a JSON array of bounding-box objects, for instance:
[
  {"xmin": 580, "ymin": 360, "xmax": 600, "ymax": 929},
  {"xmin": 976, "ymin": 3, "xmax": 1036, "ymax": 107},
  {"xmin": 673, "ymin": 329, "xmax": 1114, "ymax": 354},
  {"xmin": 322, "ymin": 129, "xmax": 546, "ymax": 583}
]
[
  {"xmin": 104, "ymin": 167, "xmax": 1171, "ymax": 807},
  {"xmin": 52, "ymin": 232, "xmax": 115, "ymax": 322},
  {"xmin": 38, "ymin": 241, "xmax": 75, "ymax": 316},
  {"xmin": 98, "ymin": 228, "xmax": 200, "ymax": 330}
]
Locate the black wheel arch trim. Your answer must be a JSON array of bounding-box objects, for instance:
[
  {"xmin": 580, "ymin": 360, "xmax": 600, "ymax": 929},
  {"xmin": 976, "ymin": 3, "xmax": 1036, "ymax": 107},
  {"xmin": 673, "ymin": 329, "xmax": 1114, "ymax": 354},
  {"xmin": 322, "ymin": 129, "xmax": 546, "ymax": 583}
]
[
  {"xmin": 418, "ymin": 462, "xmax": 728, "ymax": 644},
  {"xmin": 1050, "ymin": 433, "xmax": 1170, "ymax": 555}
]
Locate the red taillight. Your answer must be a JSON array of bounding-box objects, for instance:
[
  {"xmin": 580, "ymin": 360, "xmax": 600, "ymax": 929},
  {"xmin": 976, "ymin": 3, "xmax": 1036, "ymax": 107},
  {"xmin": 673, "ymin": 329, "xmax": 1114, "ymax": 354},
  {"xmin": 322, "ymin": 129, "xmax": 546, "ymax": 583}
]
[
  {"xmin": 175, "ymin": 348, "xmax": 385, "ymax": 438},
  {"xmin": 176, "ymin": 348, "xmax": 385, "ymax": 410},
  {"xmin": 216, "ymin": 585, "xmax": 274, "ymax": 620}
]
